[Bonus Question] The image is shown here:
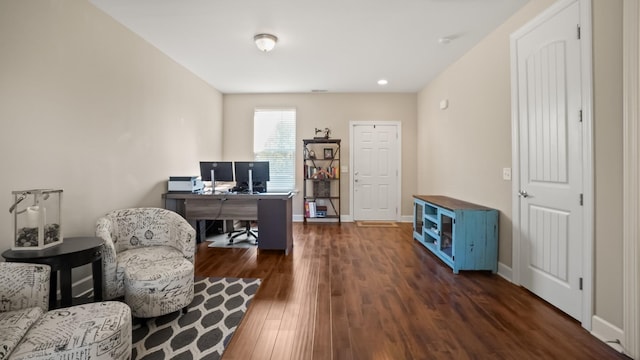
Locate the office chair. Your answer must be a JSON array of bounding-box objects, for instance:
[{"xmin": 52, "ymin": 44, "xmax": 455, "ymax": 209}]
[
  {"xmin": 226, "ymin": 180, "xmax": 266, "ymax": 245},
  {"xmin": 227, "ymin": 220, "xmax": 258, "ymax": 245}
]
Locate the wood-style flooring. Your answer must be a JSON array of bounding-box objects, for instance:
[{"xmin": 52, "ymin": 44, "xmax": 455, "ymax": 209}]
[{"xmin": 194, "ymin": 222, "xmax": 629, "ymax": 360}]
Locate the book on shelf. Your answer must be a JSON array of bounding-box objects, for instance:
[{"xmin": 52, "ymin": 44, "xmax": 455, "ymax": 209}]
[
  {"xmin": 308, "ymin": 201, "xmax": 317, "ymax": 218},
  {"xmin": 304, "ymin": 201, "xmax": 317, "ymax": 218}
]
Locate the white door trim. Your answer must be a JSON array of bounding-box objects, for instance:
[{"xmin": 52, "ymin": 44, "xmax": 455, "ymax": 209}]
[
  {"xmin": 510, "ymin": 0, "xmax": 594, "ymax": 330},
  {"xmin": 623, "ymin": 0, "xmax": 639, "ymax": 357},
  {"xmin": 349, "ymin": 121, "xmax": 402, "ymax": 222}
]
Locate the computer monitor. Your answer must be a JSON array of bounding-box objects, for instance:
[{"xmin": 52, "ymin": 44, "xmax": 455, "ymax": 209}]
[
  {"xmin": 234, "ymin": 161, "xmax": 270, "ymax": 193},
  {"xmin": 199, "ymin": 161, "xmax": 234, "ymax": 190}
]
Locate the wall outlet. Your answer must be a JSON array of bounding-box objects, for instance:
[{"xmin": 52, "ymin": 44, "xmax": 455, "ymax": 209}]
[{"xmin": 503, "ymin": 167, "xmax": 512, "ymax": 181}]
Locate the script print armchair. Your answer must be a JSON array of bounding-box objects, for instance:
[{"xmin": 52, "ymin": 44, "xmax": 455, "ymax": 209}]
[
  {"xmin": 0, "ymin": 262, "xmax": 131, "ymax": 360},
  {"xmin": 96, "ymin": 207, "xmax": 196, "ymax": 318}
]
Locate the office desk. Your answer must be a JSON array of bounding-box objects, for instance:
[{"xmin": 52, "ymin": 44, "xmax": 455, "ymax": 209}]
[{"xmin": 163, "ymin": 192, "xmax": 294, "ymax": 254}]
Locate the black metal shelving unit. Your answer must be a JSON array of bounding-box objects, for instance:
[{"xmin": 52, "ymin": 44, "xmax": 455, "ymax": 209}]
[{"xmin": 303, "ymin": 138, "xmax": 341, "ymax": 223}]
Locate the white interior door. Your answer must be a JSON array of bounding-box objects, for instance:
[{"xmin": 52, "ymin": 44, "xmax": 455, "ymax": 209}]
[
  {"xmin": 352, "ymin": 123, "xmax": 399, "ymax": 221},
  {"xmin": 514, "ymin": 1, "xmax": 584, "ymax": 321}
]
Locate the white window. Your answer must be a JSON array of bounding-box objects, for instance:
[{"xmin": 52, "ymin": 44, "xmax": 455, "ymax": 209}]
[{"xmin": 253, "ymin": 108, "xmax": 296, "ymax": 192}]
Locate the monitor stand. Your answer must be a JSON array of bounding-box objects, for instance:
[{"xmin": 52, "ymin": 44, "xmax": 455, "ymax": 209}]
[{"xmin": 210, "ymin": 169, "xmax": 219, "ymax": 194}]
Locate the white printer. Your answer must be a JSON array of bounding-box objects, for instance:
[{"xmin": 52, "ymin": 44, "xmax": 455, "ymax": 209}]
[{"xmin": 167, "ymin": 176, "xmax": 204, "ymax": 193}]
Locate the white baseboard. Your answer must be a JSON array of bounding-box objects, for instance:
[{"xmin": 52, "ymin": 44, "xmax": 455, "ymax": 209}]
[
  {"xmin": 497, "ymin": 262, "xmax": 513, "ymax": 282},
  {"xmin": 591, "ymin": 315, "xmax": 627, "ymax": 355}
]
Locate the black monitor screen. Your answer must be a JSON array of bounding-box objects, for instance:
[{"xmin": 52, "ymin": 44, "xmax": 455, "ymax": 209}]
[
  {"xmin": 199, "ymin": 161, "xmax": 234, "ymax": 182},
  {"xmin": 234, "ymin": 161, "xmax": 270, "ymax": 184}
]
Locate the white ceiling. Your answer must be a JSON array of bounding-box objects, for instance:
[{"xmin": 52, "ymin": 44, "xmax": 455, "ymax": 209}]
[{"xmin": 89, "ymin": 0, "xmax": 530, "ymax": 94}]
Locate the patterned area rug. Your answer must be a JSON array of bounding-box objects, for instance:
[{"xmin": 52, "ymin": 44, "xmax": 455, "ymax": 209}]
[
  {"xmin": 132, "ymin": 277, "xmax": 261, "ymax": 360},
  {"xmin": 355, "ymin": 221, "xmax": 399, "ymax": 228}
]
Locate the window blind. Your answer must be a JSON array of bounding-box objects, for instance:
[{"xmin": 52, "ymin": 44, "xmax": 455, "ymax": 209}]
[{"xmin": 253, "ymin": 109, "xmax": 296, "ymax": 192}]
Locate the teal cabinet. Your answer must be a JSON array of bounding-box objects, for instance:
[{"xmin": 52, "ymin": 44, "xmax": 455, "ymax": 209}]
[
  {"xmin": 412, "ymin": 195, "xmax": 498, "ymax": 274},
  {"xmin": 412, "ymin": 198, "xmax": 425, "ymax": 244}
]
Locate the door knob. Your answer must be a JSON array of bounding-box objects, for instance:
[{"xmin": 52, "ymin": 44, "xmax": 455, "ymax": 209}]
[{"xmin": 518, "ymin": 190, "xmax": 529, "ymax": 198}]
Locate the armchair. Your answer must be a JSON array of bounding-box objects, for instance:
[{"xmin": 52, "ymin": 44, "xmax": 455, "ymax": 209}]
[
  {"xmin": 96, "ymin": 207, "xmax": 196, "ymax": 317},
  {"xmin": 0, "ymin": 262, "xmax": 131, "ymax": 360}
]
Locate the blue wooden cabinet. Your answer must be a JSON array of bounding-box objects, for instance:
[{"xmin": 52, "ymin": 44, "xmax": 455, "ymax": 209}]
[{"xmin": 412, "ymin": 195, "xmax": 498, "ymax": 274}]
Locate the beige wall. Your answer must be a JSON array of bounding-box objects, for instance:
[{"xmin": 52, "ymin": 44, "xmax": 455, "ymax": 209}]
[
  {"xmin": 223, "ymin": 93, "xmax": 418, "ymax": 218},
  {"xmin": 417, "ymin": 0, "xmax": 557, "ymax": 267},
  {"xmin": 418, "ymin": 0, "xmax": 624, "ymax": 328},
  {"xmin": 593, "ymin": 0, "xmax": 623, "ymax": 328},
  {"xmin": 0, "ymin": 0, "xmax": 223, "ymax": 263}
]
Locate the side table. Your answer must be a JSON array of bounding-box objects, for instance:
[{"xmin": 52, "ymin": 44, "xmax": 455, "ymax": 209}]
[{"xmin": 2, "ymin": 236, "xmax": 104, "ymax": 309}]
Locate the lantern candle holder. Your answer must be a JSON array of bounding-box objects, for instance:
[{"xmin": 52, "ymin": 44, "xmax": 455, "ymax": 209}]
[{"xmin": 9, "ymin": 189, "xmax": 63, "ymax": 250}]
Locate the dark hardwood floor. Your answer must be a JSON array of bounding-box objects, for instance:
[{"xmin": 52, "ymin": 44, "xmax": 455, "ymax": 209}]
[{"xmin": 195, "ymin": 222, "xmax": 629, "ymax": 360}]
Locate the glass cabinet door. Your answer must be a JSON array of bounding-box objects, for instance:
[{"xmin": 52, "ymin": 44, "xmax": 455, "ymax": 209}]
[
  {"xmin": 439, "ymin": 211, "xmax": 454, "ymax": 259},
  {"xmin": 413, "ymin": 200, "xmax": 424, "ymax": 239}
]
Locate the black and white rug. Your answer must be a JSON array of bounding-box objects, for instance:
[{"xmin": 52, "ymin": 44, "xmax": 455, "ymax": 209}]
[{"xmin": 132, "ymin": 277, "xmax": 261, "ymax": 360}]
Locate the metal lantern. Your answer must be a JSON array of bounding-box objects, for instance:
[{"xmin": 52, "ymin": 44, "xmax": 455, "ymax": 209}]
[{"xmin": 9, "ymin": 189, "xmax": 63, "ymax": 250}]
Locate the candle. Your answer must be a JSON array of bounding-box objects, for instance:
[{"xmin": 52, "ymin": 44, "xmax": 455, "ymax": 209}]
[{"xmin": 27, "ymin": 206, "xmax": 40, "ymax": 228}]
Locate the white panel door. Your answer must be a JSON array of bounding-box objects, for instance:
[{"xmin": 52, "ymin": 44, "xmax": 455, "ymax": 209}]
[
  {"xmin": 353, "ymin": 124, "xmax": 398, "ymax": 221},
  {"xmin": 515, "ymin": 1, "xmax": 583, "ymax": 320}
]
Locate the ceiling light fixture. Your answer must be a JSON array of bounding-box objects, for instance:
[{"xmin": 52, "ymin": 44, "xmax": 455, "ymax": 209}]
[
  {"xmin": 377, "ymin": 79, "xmax": 388, "ymax": 86},
  {"xmin": 254, "ymin": 33, "xmax": 278, "ymax": 52}
]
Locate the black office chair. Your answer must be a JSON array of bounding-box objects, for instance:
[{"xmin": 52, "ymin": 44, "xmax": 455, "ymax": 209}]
[
  {"xmin": 227, "ymin": 220, "xmax": 258, "ymax": 245},
  {"xmin": 226, "ymin": 180, "xmax": 266, "ymax": 245}
]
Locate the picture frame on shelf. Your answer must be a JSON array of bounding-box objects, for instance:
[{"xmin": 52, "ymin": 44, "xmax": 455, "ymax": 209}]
[{"xmin": 323, "ymin": 148, "xmax": 333, "ymax": 159}]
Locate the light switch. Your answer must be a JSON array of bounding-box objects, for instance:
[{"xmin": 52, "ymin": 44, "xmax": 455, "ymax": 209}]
[
  {"xmin": 503, "ymin": 168, "xmax": 512, "ymax": 181},
  {"xmin": 341, "ymin": 165, "xmax": 348, "ymax": 173}
]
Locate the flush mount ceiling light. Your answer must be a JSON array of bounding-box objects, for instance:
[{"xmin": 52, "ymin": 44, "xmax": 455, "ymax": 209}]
[
  {"xmin": 254, "ymin": 33, "xmax": 278, "ymax": 52},
  {"xmin": 377, "ymin": 79, "xmax": 389, "ymax": 86}
]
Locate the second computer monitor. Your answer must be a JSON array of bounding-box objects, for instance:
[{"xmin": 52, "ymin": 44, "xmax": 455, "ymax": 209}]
[
  {"xmin": 234, "ymin": 161, "xmax": 269, "ymax": 193},
  {"xmin": 199, "ymin": 161, "xmax": 234, "ymax": 183}
]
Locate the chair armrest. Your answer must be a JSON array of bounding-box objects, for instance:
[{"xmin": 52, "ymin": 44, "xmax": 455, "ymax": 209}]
[
  {"xmin": 96, "ymin": 217, "xmax": 120, "ymax": 299},
  {"xmin": 0, "ymin": 262, "xmax": 50, "ymax": 312},
  {"xmin": 168, "ymin": 212, "xmax": 196, "ymax": 263}
]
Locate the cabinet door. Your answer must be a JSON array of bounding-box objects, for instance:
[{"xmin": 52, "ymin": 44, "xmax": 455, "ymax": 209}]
[
  {"xmin": 413, "ymin": 199, "xmax": 424, "ymax": 242},
  {"xmin": 438, "ymin": 209, "xmax": 455, "ymax": 261}
]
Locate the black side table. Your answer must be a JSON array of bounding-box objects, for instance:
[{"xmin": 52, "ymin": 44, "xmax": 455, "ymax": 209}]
[{"xmin": 2, "ymin": 236, "xmax": 104, "ymax": 309}]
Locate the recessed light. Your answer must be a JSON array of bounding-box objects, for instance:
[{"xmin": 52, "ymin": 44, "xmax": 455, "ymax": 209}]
[{"xmin": 377, "ymin": 79, "xmax": 388, "ymax": 86}]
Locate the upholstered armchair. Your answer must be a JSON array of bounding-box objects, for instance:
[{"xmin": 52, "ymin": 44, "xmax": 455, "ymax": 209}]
[
  {"xmin": 96, "ymin": 207, "xmax": 196, "ymax": 317},
  {"xmin": 0, "ymin": 262, "xmax": 131, "ymax": 360}
]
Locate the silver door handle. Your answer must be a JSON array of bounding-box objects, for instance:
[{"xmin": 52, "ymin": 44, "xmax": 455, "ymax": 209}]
[{"xmin": 518, "ymin": 190, "xmax": 529, "ymax": 198}]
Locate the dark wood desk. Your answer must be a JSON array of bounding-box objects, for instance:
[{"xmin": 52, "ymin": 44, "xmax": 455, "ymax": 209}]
[
  {"xmin": 163, "ymin": 192, "xmax": 294, "ymax": 254},
  {"xmin": 2, "ymin": 236, "xmax": 103, "ymax": 309}
]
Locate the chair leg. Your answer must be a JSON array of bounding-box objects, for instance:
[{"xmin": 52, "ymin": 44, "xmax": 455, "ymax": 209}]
[{"xmin": 227, "ymin": 221, "xmax": 258, "ymax": 245}]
